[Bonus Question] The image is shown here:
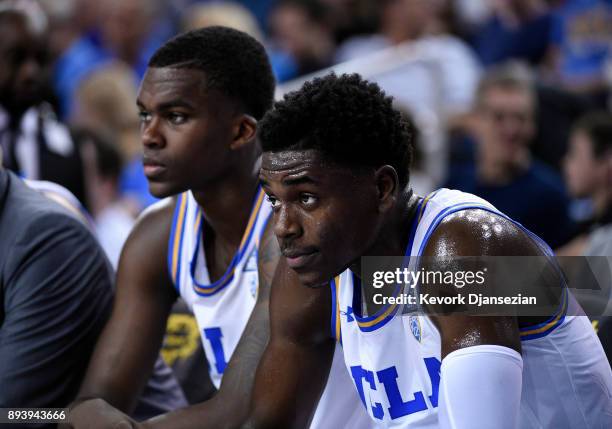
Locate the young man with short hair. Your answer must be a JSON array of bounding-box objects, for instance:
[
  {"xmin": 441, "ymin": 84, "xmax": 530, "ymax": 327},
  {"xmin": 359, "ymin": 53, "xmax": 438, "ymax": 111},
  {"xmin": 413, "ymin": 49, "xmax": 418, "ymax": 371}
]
[
  {"xmin": 68, "ymin": 27, "xmax": 367, "ymax": 429},
  {"xmin": 247, "ymin": 73, "xmax": 612, "ymax": 428}
]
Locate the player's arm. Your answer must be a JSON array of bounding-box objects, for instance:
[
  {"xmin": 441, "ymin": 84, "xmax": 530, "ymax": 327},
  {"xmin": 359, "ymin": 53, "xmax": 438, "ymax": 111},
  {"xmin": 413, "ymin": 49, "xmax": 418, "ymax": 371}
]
[
  {"xmin": 68, "ymin": 199, "xmax": 178, "ymax": 424},
  {"xmin": 243, "ymin": 258, "xmax": 336, "ymax": 429},
  {"xmin": 142, "ymin": 219, "xmax": 281, "ymax": 429},
  {"xmin": 421, "ymin": 209, "xmax": 542, "ymax": 429}
]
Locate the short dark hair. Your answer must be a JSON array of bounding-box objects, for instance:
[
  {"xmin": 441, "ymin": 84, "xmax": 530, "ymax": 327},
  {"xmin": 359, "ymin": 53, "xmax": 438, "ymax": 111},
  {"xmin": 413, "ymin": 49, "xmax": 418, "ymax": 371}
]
[
  {"xmin": 259, "ymin": 73, "xmax": 414, "ymax": 187},
  {"xmin": 573, "ymin": 111, "xmax": 612, "ymax": 157},
  {"xmin": 148, "ymin": 26, "xmax": 275, "ymax": 120}
]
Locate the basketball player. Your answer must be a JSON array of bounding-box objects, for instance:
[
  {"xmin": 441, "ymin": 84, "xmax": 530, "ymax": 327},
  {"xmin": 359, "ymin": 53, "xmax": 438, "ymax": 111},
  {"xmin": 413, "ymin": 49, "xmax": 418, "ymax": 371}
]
[
  {"xmin": 67, "ymin": 28, "xmax": 368, "ymax": 429},
  {"xmin": 246, "ymin": 73, "xmax": 612, "ymax": 428}
]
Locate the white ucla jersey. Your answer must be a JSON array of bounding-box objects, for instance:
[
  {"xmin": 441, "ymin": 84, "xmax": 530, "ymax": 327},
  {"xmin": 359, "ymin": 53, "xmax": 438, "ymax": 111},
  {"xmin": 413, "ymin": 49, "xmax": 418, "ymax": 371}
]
[
  {"xmin": 168, "ymin": 188, "xmax": 370, "ymax": 428},
  {"xmin": 332, "ymin": 188, "xmax": 612, "ymax": 428},
  {"xmin": 167, "ymin": 187, "xmax": 271, "ymax": 388}
]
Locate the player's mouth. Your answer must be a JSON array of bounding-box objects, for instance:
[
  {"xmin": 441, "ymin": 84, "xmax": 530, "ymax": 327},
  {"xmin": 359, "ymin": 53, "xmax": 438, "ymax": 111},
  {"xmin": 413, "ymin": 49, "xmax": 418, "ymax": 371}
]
[
  {"xmin": 282, "ymin": 248, "xmax": 319, "ymax": 270},
  {"xmin": 143, "ymin": 158, "xmax": 167, "ymax": 179}
]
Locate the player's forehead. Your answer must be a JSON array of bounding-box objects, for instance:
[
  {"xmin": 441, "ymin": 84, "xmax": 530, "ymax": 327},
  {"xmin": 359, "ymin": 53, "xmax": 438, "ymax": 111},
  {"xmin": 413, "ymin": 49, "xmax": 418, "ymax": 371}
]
[
  {"xmin": 137, "ymin": 67, "xmax": 208, "ymax": 106},
  {"xmin": 261, "ymin": 150, "xmax": 331, "ymax": 180},
  {"xmin": 260, "ymin": 149, "xmax": 365, "ymax": 190},
  {"xmin": 261, "ymin": 149, "xmax": 325, "ymax": 170}
]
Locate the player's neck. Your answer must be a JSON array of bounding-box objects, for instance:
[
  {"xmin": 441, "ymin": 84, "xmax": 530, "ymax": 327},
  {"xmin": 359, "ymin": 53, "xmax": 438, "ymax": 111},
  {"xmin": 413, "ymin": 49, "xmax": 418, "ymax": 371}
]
[
  {"xmin": 191, "ymin": 167, "xmax": 261, "ymax": 247},
  {"xmin": 349, "ymin": 189, "xmax": 418, "ymax": 274}
]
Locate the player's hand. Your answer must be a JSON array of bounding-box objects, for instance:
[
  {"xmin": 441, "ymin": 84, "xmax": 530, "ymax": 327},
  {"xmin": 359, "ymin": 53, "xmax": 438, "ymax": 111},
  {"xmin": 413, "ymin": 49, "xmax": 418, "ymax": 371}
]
[{"xmin": 61, "ymin": 398, "xmax": 140, "ymax": 429}]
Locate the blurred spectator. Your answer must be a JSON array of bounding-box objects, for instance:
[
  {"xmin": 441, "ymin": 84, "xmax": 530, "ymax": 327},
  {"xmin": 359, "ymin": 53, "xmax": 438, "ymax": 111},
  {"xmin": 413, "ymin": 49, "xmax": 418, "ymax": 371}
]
[
  {"xmin": 446, "ymin": 63, "xmax": 576, "ymax": 248},
  {"xmin": 77, "ymin": 128, "xmax": 136, "ymax": 269},
  {"xmin": 319, "ymin": 0, "xmax": 379, "ymax": 43},
  {"xmin": 562, "ymin": 111, "xmax": 612, "ymax": 251},
  {"xmin": 194, "ymin": 0, "xmax": 276, "ymax": 33},
  {"xmin": 268, "ymin": 0, "xmax": 336, "ymax": 80},
  {"xmin": 45, "ymin": 0, "xmax": 176, "ymax": 113},
  {"xmin": 531, "ymin": 84, "xmax": 596, "ymax": 170},
  {"xmin": 40, "ymin": 0, "xmax": 110, "ymax": 119},
  {"xmin": 0, "ymin": 6, "xmax": 85, "ymax": 202},
  {"xmin": 429, "ymin": 0, "xmax": 465, "ymax": 36},
  {"xmin": 99, "ymin": 0, "xmax": 176, "ymax": 80},
  {"xmin": 453, "ymin": 0, "xmax": 493, "ymax": 30},
  {"xmin": 560, "ymin": 111, "xmax": 612, "ymax": 363},
  {"xmin": 335, "ymin": 0, "xmax": 481, "ymax": 118},
  {"xmin": 397, "ymin": 107, "xmax": 436, "ymax": 194},
  {"xmin": 335, "ymin": 0, "xmax": 434, "ymax": 61},
  {"xmin": 73, "ymin": 61, "xmax": 158, "ymax": 211},
  {"xmin": 182, "ymin": 1, "xmax": 264, "ymax": 41},
  {"xmin": 469, "ymin": 0, "xmax": 554, "ymax": 66},
  {"xmin": 544, "ymin": 0, "xmax": 612, "ymax": 100},
  {"xmin": 72, "ymin": 62, "xmax": 140, "ymax": 161}
]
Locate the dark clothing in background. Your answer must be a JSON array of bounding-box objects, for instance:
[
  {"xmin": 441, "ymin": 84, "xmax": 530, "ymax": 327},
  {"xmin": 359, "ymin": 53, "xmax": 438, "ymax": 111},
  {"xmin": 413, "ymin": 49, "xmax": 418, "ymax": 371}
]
[
  {"xmin": 471, "ymin": 14, "xmax": 552, "ymax": 67},
  {"xmin": 0, "ymin": 169, "xmax": 187, "ymax": 427},
  {"xmin": 533, "ymin": 86, "xmax": 598, "ymax": 171},
  {"xmin": 0, "ymin": 104, "xmax": 85, "ymax": 203},
  {"xmin": 0, "ymin": 169, "xmax": 112, "ymax": 416},
  {"xmin": 445, "ymin": 160, "xmax": 576, "ymax": 248}
]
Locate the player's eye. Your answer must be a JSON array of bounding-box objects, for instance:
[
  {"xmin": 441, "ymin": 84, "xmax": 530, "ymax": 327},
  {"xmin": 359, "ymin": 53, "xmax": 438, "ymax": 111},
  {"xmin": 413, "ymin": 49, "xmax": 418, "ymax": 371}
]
[
  {"xmin": 167, "ymin": 112, "xmax": 188, "ymax": 125},
  {"xmin": 300, "ymin": 194, "xmax": 317, "ymax": 207},
  {"xmin": 138, "ymin": 110, "xmax": 152, "ymax": 124},
  {"xmin": 267, "ymin": 195, "xmax": 280, "ymax": 208}
]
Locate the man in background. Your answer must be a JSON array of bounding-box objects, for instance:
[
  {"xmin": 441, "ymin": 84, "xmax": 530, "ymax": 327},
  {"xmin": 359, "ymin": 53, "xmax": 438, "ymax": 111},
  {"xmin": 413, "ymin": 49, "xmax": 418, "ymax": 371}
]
[
  {"xmin": 562, "ymin": 111, "xmax": 612, "ymax": 364},
  {"xmin": 0, "ymin": 6, "xmax": 85, "ymax": 201},
  {"xmin": 446, "ymin": 62, "xmax": 575, "ymax": 248}
]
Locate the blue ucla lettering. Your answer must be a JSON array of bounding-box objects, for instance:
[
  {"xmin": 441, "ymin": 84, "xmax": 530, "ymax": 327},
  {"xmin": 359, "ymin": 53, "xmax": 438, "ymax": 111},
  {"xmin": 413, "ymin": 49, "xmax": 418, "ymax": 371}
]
[
  {"xmin": 203, "ymin": 327, "xmax": 228, "ymax": 374},
  {"xmin": 345, "ymin": 306, "xmax": 355, "ymax": 323},
  {"xmin": 350, "ymin": 366, "xmax": 384, "ymax": 420},
  {"xmin": 350, "ymin": 358, "xmax": 442, "ymax": 421},
  {"xmin": 424, "ymin": 357, "xmax": 441, "ymax": 407},
  {"xmin": 377, "ymin": 366, "xmax": 427, "ymax": 419}
]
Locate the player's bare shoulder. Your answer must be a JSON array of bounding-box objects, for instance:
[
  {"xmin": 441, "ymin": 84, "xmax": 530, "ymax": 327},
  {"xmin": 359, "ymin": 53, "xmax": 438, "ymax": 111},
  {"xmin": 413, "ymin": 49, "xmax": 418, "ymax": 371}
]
[
  {"xmin": 118, "ymin": 196, "xmax": 178, "ymax": 278},
  {"xmin": 422, "ymin": 207, "xmax": 561, "ymax": 329},
  {"xmin": 127, "ymin": 197, "xmax": 176, "ymax": 245},
  {"xmin": 423, "ymin": 208, "xmax": 541, "ymax": 257}
]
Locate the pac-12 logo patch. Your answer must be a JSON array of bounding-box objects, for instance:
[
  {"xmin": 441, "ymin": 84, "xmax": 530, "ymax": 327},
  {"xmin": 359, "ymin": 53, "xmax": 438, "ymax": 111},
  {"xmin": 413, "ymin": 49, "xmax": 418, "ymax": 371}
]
[{"xmin": 409, "ymin": 315, "xmax": 421, "ymax": 342}]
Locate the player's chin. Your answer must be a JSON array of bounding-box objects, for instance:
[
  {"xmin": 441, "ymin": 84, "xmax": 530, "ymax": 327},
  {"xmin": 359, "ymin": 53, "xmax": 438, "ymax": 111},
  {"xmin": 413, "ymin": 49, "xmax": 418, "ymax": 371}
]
[
  {"xmin": 293, "ymin": 268, "xmax": 333, "ymax": 289},
  {"xmin": 147, "ymin": 181, "xmax": 180, "ymax": 199}
]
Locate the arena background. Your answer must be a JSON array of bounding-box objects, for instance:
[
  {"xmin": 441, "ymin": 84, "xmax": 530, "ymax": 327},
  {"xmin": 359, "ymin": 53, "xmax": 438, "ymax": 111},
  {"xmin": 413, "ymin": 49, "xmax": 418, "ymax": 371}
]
[{"xmin": 1, "ymin": 0, "xmax": 610, "ymax": 420}]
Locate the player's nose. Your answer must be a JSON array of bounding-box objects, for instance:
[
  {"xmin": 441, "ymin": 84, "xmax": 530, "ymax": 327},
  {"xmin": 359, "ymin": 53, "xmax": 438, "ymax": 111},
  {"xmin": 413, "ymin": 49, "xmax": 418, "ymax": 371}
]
[
  {"xmin": 274, "ymin": 204, "xmax": 301, "ymax": 241},
  {"xmin": 141, "ymin": 116, "xmax": 165, "ymax": 149}
]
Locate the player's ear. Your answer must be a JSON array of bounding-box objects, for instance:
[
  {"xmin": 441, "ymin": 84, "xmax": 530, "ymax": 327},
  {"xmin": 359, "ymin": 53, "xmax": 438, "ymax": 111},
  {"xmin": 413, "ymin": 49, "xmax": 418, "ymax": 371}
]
[
  {"xmin": 230, "ymin": 114, "xmax": 257, "ymax": 150},
  {"xmin": 374, "ymin": 165, "xmax": 398, "ymax": 213}
]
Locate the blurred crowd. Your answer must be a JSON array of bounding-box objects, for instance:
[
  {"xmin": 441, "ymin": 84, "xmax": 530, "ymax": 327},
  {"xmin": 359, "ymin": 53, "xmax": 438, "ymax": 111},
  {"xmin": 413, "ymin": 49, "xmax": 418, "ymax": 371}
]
[
  {"xmin": 0, "ymin": 0, "xmax": 611, "ymax": 411},
  {"xmin": 1, "ymin": 0, "xmax": 611, "ymax": 262}
]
